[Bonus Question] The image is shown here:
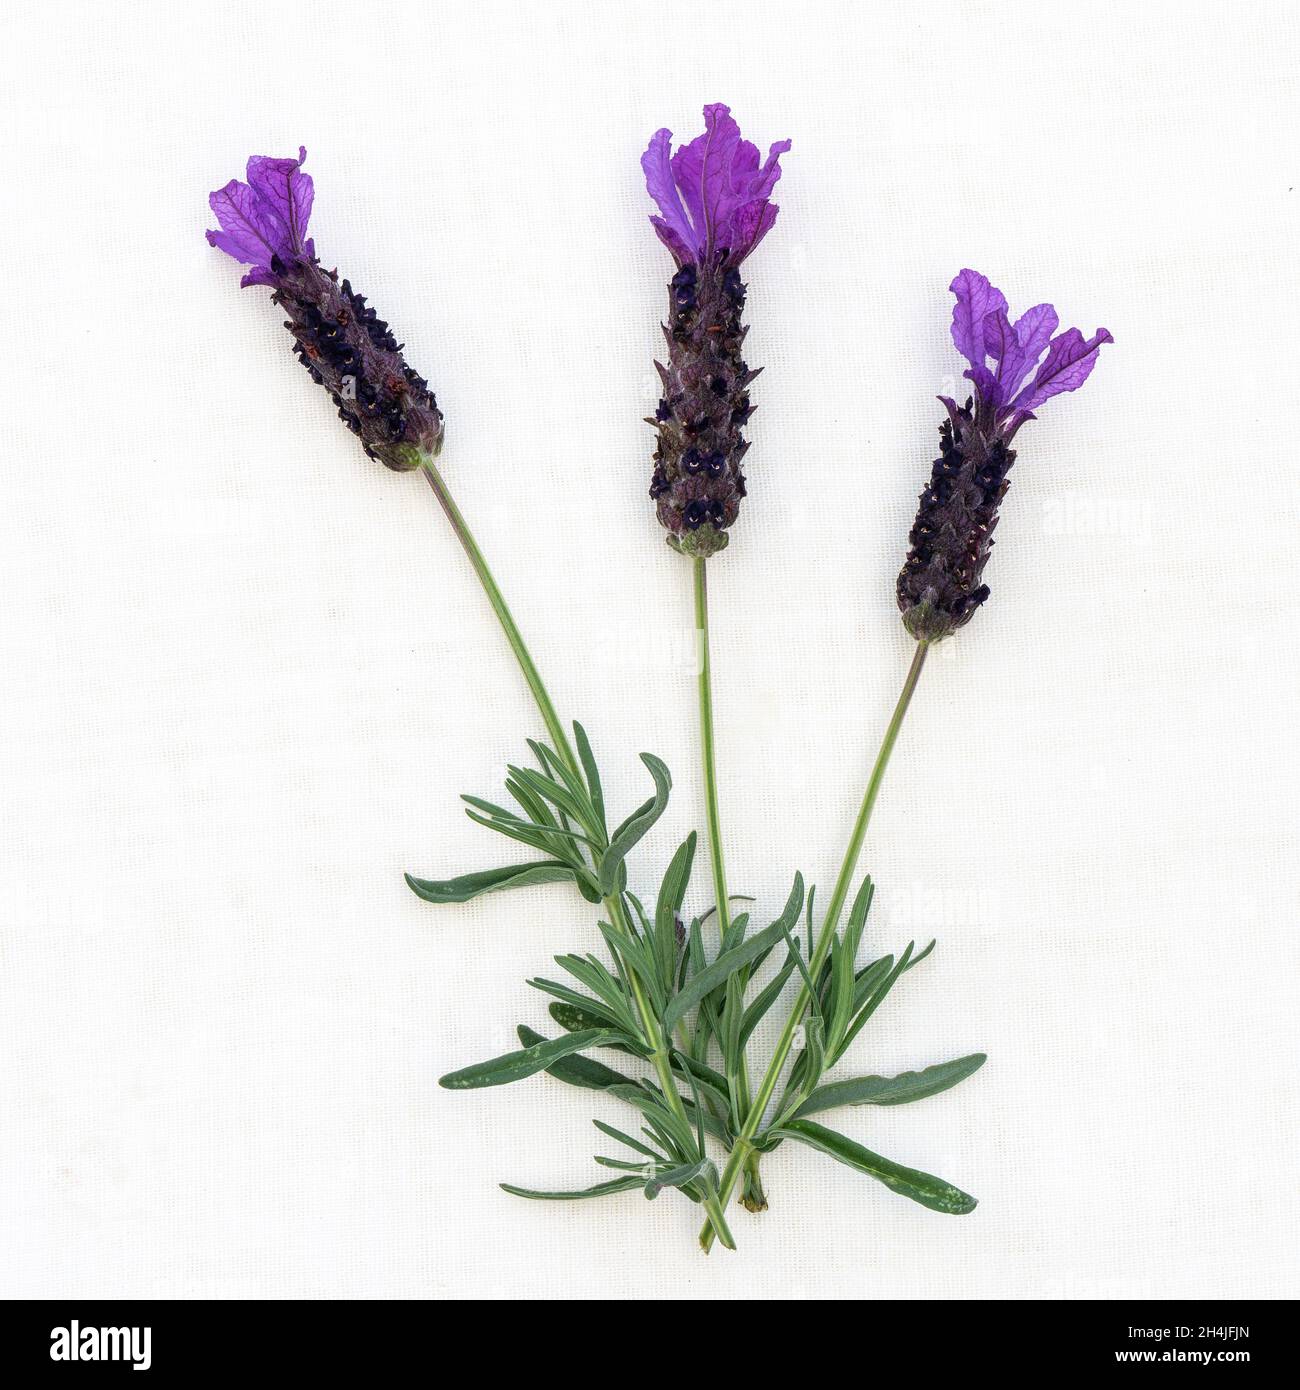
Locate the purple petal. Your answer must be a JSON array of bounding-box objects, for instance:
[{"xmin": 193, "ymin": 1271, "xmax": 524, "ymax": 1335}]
[
  {"xmin": 207, "ymin": 178, "xmax": 284, "ymax": 266},
  {"xmin": 1003, "ymin": 408, "xmax": 1037, "ymax": 441},
  {"xmin": 983, "ymin": 308, "xmax": 1010, "ymax": 360},
  {"xmin": 723, "ymin": 138, "xmax": 790, "ymax": 260},
  {"xmin": 642, "ymin": 128, "xmax": 699, "ymax": 259},
  {"xmin": 672, "ymin": 103, "xmax": 743, "ymax": 254},
  {"xmin": 730, "ymin": 199, "xmax": 779, "ymax": 262},
  {"xmin": 949, "ymin": 269, "xmax": 1008, "ymax": 372},
  {"xmin": 1012, "ymin": 327, "xmax": 1114, "ymax": 413},
  {"xmin": 742, "ymin": 139, "xmax": 790, "ymax": 204},
  {"xmin": 246, "ymin": 146, "xmax": 313, "ymax": 254},
  {"xmin": 964, "ymin": 362, "xmax": 1000, "ymax": 403},
  {"xmin": 996, "ymin": 303, "xmax": 1058, "ymax": 402},
  {"xmin": 645, "ymin": 107, "xmax": 789, "ymax": 266},
  {"xmin": 978, "ymin": 309, "xmax": 1015, "ymax": 409},
  {"xmin": 239, "ymin": 264, "xmax": 279, "ymax": 289},
  {"xmin": 649, "ymin": 215, "xmax": 694, "ymax": 264}
]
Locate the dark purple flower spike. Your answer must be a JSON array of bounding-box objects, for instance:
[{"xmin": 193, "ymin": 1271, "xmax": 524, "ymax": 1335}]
[
  {"xmin": 208, "ymin": 148, "xmax": 443, "ymax": 471},
  {"xmin": 642, "ymin": 105, "xmax": 790, "ymax": 557},
  {"xmin": 897, "ymin": 269, "xmax": 1112, "ymax": 641}
]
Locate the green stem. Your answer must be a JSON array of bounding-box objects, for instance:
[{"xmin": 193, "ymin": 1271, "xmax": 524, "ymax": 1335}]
[
  {"xmin": 694, "ymin": 558, "xmax": 733, "ymax": 947},
  {"xmin": 694, "ymin": 558, "xmax": 765, "ymax": 1211},
  {"xmin": 420, "ymin": 460, "xmax": 733, "ymax": 1248},
  {"xmin": 421, "ymin": 461, "xmax": 577, "ymax": 775},
  {"xmin": 700, "ymin": 638, "xmax": 931, "ymax": 1250}
]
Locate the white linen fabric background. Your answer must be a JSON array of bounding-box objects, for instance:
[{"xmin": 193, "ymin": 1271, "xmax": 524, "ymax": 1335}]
[{"xmin": 1, "ymin": 0, "xmax": 1297, "ymax": 1301}]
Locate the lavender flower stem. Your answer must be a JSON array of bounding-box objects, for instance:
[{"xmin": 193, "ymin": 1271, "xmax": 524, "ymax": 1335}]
[
  {"xmin": 694, "ymin": 559, "xmax": 733, "ymax": 944},
  {"xmin": 693, "ymin": 559, "xmax": 765, "ymax": 1211},
  {"xmin": 419, "ymin": 461, "xmax": 578, "ymax": 777},
  {"xmin": 701, "ymin": 640, "xmax": 931, "ymax": 1250},
  {"xmin": 419, "ymin": 460, "xmax": 736, "ymax": 1248}
]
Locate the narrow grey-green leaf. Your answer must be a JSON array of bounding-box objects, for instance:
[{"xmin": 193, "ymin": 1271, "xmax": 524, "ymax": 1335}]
[
  {"xmin": 644, "ymin": 1157, "xmax": 709, "ymax": 1199},
  {"xmin": 572, "ymin": 722, "xmax": 607, "ymax": 836},
  {"xmin": 654, "ymin": 833, "xmax": 697, "ymax": 988},
  {"xmin": 598, "ymin": 753, "xmax": 672, "ymax": 894},
  {"xmin": 739, "ymin": 949, "xmax": 798, "ymax": 1046},
  {"xmin": 500, "ymin": 1176, "xmax": 643, "ymax": 1201},
  {"xmin": 774, "ymin": 1118, "xmax": 977, "ymax": 1215},
  {"xmin": 792, "ymin": 1053, "xmax": 988, "ymax": 1118},
  {"xmin": 663, "ymin": 873, "xmax": 805, "ymax": 1035},
  {"xmin": 663, "ymin": 919, "xmax": 785, "ymax": 1036},
  {"xmin": 836, "ymin": 939, "xmax": 931, "ymax": 1061},
  {"xmin": 405, "ymin": 861, "xmax": 574, "ymax": 904},
  {"xmin": 840, "ymin": 874, "xmax": 875, "ymax": 968},
  {"xmin": 547, "ymin": 999, "xmax": 621, "ymax": 1033},
  {"xmin": 516, "ymin": 1025, "xmax": 635, "ymax": 1091},
  {"xmin": 511, "ymin": 763, "xmax": 589, "ymax": 828},
  {"xmin": 593, "ymin": 1119, "xmax": 662, "ymax": 1160},
  {"xmin": 439, "ymin": 1028, "xmax": 613, "ymax": 1090},
  {"xmin": 462, "ymin": 809, "xmax": 578, "ymax": 861}
]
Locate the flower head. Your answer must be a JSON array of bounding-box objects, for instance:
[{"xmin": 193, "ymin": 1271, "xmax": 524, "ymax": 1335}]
[
  {"xmin": 641, "ymin": 104, "xmax": 790, "ymax": 267},
  {"xmin": 897, "ymin": 271, "xmax": 1112, "ymax": 641},
  {"xmin": 641, "ymin": 108, "xmax": 789, "ymax": 557},
  {"xmin": 207, "ymin": 148, "xmax": 443, "ymax": 470}
]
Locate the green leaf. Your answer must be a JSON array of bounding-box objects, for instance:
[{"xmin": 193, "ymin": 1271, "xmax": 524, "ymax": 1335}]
[
  {"xmin": 575, "ymin": 876, "xmax": 604, "ymax": 905},
  {"xmin": 572, "ymin": 723, "xmax": 607, "ymax": 835},
  {"xmin": 463, "ymin": 797, "xmax": 597, "ymax": 850},
  {"xmin": 840, "ymin": 875, "xmax": 875, "ymax": 970},
  {"xmin": 462, "ymin": 808, "xmax": 583, "ymax": 863},
  {"xmin": 672, "ymin": 1052, "xmax": 730, "ymax": 1108},
  {"xmin": 405, "ymin": 861, "xmax": 574, "ymax": 904},
  {"xmin": 515, "ymin": 1025, "xmax": 635, "ymax": 1091},
  {"xmin": 719, "ymin": 911, "xmax": 751, "ymax": 956},
  {"xmin": 825, "ymin": 933, "xmax": 857, "ymax": 1055},
  {"xmin": 606, "ymin": 1083, "xmax": 697, "ymax": 1160},
  {"xmin": 593, "ymin": 1119, "xmax": 662, "ymax": 1161},
  {"xmin": 598, "ymin": 753, "xmax": 672, "ymax": 894},
  {"xmin": 663, "ymin": 921, "xmax": 783, "ymax": 1036},
  {"xmin": 654, "ymin": 833, "xmax": 697, "ymax": 989},
  {"xmin": 597, "ymin": 922, "xmax": 664, "ymax": 1012},
  {"xmin": 791, "ymin": 1054, "xmax": 988, "ymax": 1118},
  {"xmin": 800, "ymin": 1014, "xmax": 826, "ymax": 1098},
  {"xmin": 554, "ymin": 953, "xmax": 629, "ymax": 1015},
  {"xmin": 685, "ymin": 917, "xmax": 720, "ymax": 1050},
  {"xmin": 776, "ymin": 897, "xmax": 820, "ymax": 1011},
  {"xmin": 739, "ymin": 949, "xmax": 799, "ymax": 1047},
  {"xmin": 439, "ymin": 1029, "xmax": 614, "ymax": 1090},
  {"xmin": 644, "ymin": 1157, "xmax": 710, "ymax": 1199},
  {"xmin": 836, "ymin": 939, "xmax": 936, "ymax": 1061},
  {"xmin": 851, "ymin": 954, "xmax": 895, "ymax": 1013},
  {"xmin": 662, "ymin": 873, "xmax": 805, "ymax": 1036},
  {"xmin": 500, "ymin": 1176, "xmax": 643, "ymax": 1201},
  {"xmin": 504, "ymin": 774, "xmax": 559, "ymax": 830},
  {"xmin": 510, "ymin": 763, "xmax": 590, "ymax": 830},
  {"xmin": 527, "ymin": 740, "xmax": 602, "ymax": 836},
  {"xmin": 548, "ymin": 999, "xmax": 621, "ymax": 1034},
  {"xmin": 773, "ymin": 1118, "xmax": 977, "ymax": 1215}
]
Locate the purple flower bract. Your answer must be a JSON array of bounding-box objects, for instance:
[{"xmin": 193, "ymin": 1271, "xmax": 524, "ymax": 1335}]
[
  {"xmin": 207, "ymin": 147, "xmax": 315, "ymax": 289},
  {"xmin": 642, "ymin": 104, "xmax": 790, "ymax": 267},
  {"xmin": 946, "ymin": 268, "xmax": 1112, "ymax": 439}
]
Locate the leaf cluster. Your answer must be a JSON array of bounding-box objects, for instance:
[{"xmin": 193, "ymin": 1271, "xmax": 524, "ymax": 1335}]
[{"xmin": 412, "ymin": 728, "xmax": 985, "ymax": 1223}]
